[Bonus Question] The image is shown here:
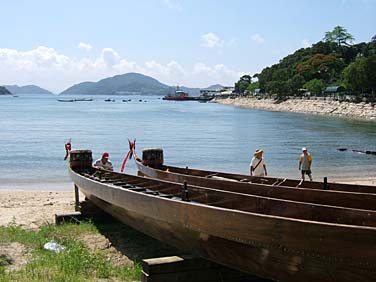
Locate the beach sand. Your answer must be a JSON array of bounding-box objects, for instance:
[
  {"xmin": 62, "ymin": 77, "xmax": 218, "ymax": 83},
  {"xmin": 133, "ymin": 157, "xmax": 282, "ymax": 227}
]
[
  {"xmin": 0, "ymin": 190, "xmax": 82, "ymax": 229},
  {"xmin": 331, "ymin": 177, "xmax": 376, "ymax": 186}
]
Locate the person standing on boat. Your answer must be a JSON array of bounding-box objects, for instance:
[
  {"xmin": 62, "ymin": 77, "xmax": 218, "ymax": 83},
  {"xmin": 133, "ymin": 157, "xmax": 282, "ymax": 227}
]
[
  {"xmin": 250, "ymin": 149, "xmax": 267, "ymax": 177},
  {"xmin": 94, "ymin": 152, "xmax": 114, "ymax": 171},
  {"xmin": 299, "ymin": 147, "xmax": 313, "ymax": 181}
]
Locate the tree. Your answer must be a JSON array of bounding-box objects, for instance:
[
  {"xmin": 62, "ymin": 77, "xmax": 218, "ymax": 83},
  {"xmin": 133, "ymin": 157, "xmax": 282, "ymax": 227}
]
[
  {"xmin": 234, "ymin": 75, "xmax": 252, "ymax": 93},
  {"xmin": 246, "ymin": 81, "xmax": 259, "ymax": 93},
  {"xmin": 288, "ymin": 75, "xmax": 305, "ymax": 94},
  {"xmin": 303, "ymin": 79, "xmax": 325, "ymax": 96},
  {"xmin": 372, "ymin": 35, "xmax": 376, "ymax": 42},
  {"xmin": 239, "ymin": 74, "xmax": 252, "ymax": 84},
  {"xmin": 343, "ymin": 55, "xmax": 376, "ymax": 95},
  {"xmin": 324, "ymin": 26, "xmax": 354, "ymax": 46},
  {"xmin": 297, "ymin": 54, "xmax": 345, "ymax": 83}
]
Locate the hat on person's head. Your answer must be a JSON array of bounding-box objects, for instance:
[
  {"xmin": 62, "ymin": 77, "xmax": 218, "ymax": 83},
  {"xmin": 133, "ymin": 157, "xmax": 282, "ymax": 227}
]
[
  {"xmin": 254, "ymin": 149, "xmax": 263, "ymax": 156},
  {"xmin": 302, "ymin": 147, "xmax": 307, "ymax": 151},
  {"xmin": 102, "ymin": 152, "xmax": 109, "ymax": 158}
]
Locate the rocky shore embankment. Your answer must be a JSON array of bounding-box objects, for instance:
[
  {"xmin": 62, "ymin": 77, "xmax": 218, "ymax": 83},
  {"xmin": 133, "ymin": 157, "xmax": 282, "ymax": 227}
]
[{"xmin": 214, "ymin": 97, "xmax": 376, "ymax": 121}]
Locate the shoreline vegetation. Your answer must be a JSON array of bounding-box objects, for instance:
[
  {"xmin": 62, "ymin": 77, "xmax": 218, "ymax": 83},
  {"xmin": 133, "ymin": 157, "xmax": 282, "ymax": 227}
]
[{"xmin": 214, "ymin": 96, "xmax": 376, "ymax": 121}]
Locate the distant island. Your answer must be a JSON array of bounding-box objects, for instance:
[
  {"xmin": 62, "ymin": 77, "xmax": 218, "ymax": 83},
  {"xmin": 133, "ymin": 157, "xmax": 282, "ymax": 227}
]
[
  {"xmin": 59, "ymin": 72, "xmax": 221, "ymax": 96},
  {"xmin": 4, "ymin": 85, "xmax": 53, "ymax": 95},
  {"xmin": 0, "ymin": 86, "xmax": 12, "ymax": 95},
  {"xmin": 60, "ymin": 73, "xmax": 171, "ymax": 96}
]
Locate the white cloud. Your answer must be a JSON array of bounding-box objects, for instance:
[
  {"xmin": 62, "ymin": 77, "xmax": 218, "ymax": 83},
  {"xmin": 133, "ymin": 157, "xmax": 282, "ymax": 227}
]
[
  {"xmin": 0, "ymin": 46, "xmax": 241, "ymax": 93},
  {"xmin": 201, "ymin": 33, "xmax": 224, "ymax": 48},
  {"xmin": 164, "ymin": 0, "xmax": 183, "ymax": 11},
  {"xmin": 192, "ymin": 63, "xmax": 241, "ymax": 85},
  {"xmin": 302, "ymin": 39, "xmax": 311, "ymax": 48},
  {"xmin": 78, "ymin": 42, "xmax": 93, "ymax": 52},
  {"xmin": 100, "ymin": 48, "xmax": 121, "ymax": 67},
  {"xmin": 251, "ymin": 34, "xmax": 265, "ymax": 44}
]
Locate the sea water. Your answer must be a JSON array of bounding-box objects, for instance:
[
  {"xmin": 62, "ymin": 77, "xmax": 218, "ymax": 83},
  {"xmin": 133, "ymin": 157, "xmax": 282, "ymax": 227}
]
[{"xmin": 1, "ymin": 94, "xmax": 375, "ymax": 190}]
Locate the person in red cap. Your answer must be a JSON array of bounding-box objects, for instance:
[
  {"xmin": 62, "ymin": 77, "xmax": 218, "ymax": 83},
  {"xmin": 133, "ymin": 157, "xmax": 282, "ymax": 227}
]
[{"xmin": 94, "ymin": 152, "xmax": 114, "ymax": 171}]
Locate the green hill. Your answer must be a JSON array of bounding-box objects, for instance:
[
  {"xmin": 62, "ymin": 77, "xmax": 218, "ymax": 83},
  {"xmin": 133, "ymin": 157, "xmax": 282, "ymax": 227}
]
[
  {"xmin": 60, "ymin": 72, "xmax": 173, "ymax": 95},
  {"xmin": 0, "ymin": 86, "xmax": 12, "ymax": 95},
  {"xmin": 235, "ymin": 27, "xmax": 376, "ymax": 98},
  {"xmin": 4, "ymin": 85, "xmax": 53, "ymax": 95}
]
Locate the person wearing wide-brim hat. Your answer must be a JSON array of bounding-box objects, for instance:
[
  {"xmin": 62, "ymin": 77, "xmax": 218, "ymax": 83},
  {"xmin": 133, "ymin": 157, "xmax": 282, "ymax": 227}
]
[{"xmin": 250, "ymin": 149, "xmax": 267, "ymax": 177}]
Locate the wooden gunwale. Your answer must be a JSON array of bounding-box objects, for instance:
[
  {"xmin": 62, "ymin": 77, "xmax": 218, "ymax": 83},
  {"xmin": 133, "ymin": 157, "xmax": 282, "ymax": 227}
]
[{"xmin": 135, "ymin": 158, "xmax": 376, "ymax": 211}]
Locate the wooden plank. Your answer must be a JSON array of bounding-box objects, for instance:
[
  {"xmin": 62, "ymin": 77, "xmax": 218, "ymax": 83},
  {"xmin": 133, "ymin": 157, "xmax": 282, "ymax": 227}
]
[
  {"xmin": 141, "ymin": 255, "xmax": 271, "ymax": 282},
  {"xmin": 142, "ymin": 255, "xmax": 212, "ymax": 274}
]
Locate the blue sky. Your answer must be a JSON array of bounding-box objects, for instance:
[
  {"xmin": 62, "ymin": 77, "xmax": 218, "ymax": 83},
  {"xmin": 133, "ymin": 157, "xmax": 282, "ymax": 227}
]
[{"xmin": 0, "ymin": 0, "xmax": 375, "ymax": 93}]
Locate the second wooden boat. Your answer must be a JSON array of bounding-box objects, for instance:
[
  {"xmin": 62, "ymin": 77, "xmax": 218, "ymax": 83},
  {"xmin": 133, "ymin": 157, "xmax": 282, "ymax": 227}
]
[{"xmin": 132, "ymin": 148, "xmax": 376, "ymax": 211}]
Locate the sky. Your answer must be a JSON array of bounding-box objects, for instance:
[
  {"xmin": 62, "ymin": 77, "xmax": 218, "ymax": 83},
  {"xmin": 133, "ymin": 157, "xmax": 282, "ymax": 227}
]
[{"xmin": 0, "ymin": 0, "xmax": 375, "ymax": 93}]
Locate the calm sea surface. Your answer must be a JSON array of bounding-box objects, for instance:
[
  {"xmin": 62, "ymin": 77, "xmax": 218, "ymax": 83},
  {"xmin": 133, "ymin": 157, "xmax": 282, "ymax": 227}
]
[{"xmin": 1, "ymin": 94, "xmax": 375, "ymax": 190}]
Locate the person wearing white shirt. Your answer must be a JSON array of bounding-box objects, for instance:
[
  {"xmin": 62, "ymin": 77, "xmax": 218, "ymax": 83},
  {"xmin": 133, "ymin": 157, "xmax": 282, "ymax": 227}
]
[{"xmin": 250, "ymin": 149, "xmax": 267, "ymax": 177}]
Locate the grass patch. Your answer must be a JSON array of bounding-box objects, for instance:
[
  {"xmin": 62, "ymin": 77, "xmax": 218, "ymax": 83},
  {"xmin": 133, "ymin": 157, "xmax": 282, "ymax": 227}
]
[{"xmin": 0, "ymin": 219, "xmax": 141, "ymax": 282}]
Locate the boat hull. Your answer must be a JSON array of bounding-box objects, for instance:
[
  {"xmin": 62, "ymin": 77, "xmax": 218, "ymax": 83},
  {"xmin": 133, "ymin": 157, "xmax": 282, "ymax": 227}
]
[{"xmin": 69, "ymin": 167, "xmax": 376, "ymax": 282}]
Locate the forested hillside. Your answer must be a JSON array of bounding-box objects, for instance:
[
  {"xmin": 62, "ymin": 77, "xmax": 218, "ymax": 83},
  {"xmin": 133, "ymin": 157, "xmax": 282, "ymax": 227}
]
[{"xmin": 235, "ymin": 26, "xmax": 376, "ymax": 98}]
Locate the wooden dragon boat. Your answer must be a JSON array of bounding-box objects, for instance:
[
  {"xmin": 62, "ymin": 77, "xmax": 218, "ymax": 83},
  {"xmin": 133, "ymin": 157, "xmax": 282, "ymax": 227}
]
[
  {"xmin": 132, "ymin": 148, "xmax": 376, "ymax": 211},
  {"xmin": 134, "ymin": 148, "xmax": 376, "ymax": 194},
  {"xmin": 69, "ymin": 149, "xmax": 376, "ymax": 282}
]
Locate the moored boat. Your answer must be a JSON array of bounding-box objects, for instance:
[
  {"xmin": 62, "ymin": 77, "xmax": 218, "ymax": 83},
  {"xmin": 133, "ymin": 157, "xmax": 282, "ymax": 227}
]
[
  {"xmin": 69, "ymin": 149, "xmax": 376, "ymax": 282},
  {"xmin": 163, "ymin": 88, "xmax": 214, "ymax": 102},
  {"xmin": 57, "ymin": 98, "xmax": 75, "ymax": 102},
  {"xmin": 162, "ymin": 87, "xmax": 190, "ymax": 101},
  {"xmin": 57, "ymin": 98, "xmax": 93, "ymax": 102}
]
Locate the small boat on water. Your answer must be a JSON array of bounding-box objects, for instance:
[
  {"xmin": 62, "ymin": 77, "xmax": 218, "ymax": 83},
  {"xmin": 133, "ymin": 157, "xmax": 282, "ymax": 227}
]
[
  {"xmin": 74, "ymin": 98, "xmax": 93, "ymax": 102},
  {"xmin": 163, "ymin": 87, "xmax": 214, "ymax": 102},
  {"xmin": 190, "ymin": 94, "xmax": 215, "ymax": 102},
  {"xmin": 163, "ymin": 87, "xmax": 190, "ymax": 101},
  {"xmin": 57, "ymin": 98, "xmax": 75, "ymax": 102},
  {"xmin": 69, "ymin": 149, "xmax": 376, "ymax": 282},
  {"xmin": 57, "ymin": 98, "xmax": 93, "ymax": 102}
]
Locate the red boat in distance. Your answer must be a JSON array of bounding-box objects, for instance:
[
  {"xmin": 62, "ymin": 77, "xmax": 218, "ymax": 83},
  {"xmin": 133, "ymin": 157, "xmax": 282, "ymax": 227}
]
[
  {"xmin": 163, "ymin": 87, "xmax": 215, "ymax": 102},
  {"xmin": 162, "ymin": 87, "xmax": 190, "ymax": 101}
]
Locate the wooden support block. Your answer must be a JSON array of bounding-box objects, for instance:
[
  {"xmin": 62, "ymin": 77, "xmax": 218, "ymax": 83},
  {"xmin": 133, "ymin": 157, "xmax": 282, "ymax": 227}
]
[
  {"xmin": 74, "ymin": 184, "xmax": 80, "ymax": 211},
  {"xmin": 141, "ymin": 255, "xmax": 272, "ymax": 282},
  {"xmin": 55, "ymin": 212, "xmax": 83, "ymax": 225}
]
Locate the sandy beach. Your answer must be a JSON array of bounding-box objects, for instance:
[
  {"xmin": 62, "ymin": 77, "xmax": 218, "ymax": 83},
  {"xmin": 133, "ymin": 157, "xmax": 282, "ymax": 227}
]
[{"xmin": 0, "ymin": 190, "xmax": 83, "ymax": 229}]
